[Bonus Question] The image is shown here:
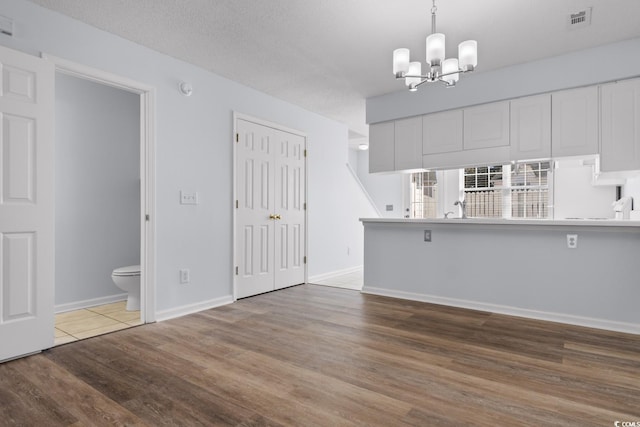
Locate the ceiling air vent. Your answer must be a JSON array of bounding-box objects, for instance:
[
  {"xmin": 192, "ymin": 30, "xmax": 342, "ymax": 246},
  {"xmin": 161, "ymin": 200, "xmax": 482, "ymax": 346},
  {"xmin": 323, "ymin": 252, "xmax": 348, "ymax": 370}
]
[{"xmin": 567, "ymin": 7, "xmax": 592, "ymax": 30}]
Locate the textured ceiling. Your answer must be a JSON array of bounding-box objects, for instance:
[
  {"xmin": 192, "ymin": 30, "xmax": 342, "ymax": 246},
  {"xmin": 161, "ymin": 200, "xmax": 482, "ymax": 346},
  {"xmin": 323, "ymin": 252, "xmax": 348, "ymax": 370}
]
[{"xmin": 26, "ymin": 0, "xmax": 640, "ymax": 141}]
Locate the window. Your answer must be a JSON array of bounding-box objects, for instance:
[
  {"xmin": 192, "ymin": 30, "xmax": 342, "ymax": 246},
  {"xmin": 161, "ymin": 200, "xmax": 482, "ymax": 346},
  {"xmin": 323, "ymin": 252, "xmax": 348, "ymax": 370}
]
[
  {"xmin": 510, "ymin": 161, "xmax": 550, "ymax": 218},
  {"xmin": 464, "ymin": 161, "xmax": 550, "ymax": 219},
  {"xmin": 410, "ymin": 171, "xmax": 438, "ymax": 218},
  {"xmin": 463, "ymin": 166, "xmax": 504, "ymax": 218}
]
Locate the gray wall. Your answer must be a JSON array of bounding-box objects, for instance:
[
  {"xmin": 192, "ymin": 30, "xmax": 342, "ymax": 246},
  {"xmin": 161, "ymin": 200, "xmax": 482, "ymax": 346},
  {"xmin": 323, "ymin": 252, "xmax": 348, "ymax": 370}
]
[
  {"xmin": 363, "ymin": 221, "xmax": 640, "ymax": 332},
  {"xmin": 55, "ymin": 74, "xmax": 140, "ymax": 307},
  {"xmin": 1, "ymin": 0, "xmax": 373, "ymax": 316},
  {"xmin": 367, "ymin": 37, "xmax": 640, "ymax": 124}
]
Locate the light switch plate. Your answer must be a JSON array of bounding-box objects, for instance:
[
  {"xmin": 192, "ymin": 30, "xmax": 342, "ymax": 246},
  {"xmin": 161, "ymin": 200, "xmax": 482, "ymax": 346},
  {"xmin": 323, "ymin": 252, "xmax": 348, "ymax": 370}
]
[
  {"xmin": 424, "ymin": 230, "xmax": 432, "ymax": 242},
  {"xmin": 180, "ymin": 190, "xmax": 198, "ymax": 205}
]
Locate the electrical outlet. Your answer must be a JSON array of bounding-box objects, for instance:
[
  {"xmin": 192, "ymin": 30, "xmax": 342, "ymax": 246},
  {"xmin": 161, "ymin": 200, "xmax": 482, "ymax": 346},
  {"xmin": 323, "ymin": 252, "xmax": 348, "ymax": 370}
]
[
  {"xmin": 567, "ymin": 234, "xmax": 578, "ymax": 249},
  {"xmin": 180, "ymin": 268, "xmax": 190, "ymax": 284}
]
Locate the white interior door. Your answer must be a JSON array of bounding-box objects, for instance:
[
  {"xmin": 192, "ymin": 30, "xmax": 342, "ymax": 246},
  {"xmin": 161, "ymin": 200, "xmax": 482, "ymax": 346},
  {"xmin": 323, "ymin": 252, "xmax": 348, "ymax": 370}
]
[
  {"xmin": 236, "ymin": 119, "xmax": 276, "ymax": 298},
  {"xmin": 0, "ymin": 45, "xmax": 54, "ymax": 361},
  {"xmin": 273, "ymin": 130, "xmax": 305, "ymax": 290},
  {"xmin": 235, "ymin": 118, "xmax": 306, "ymax": 299}
]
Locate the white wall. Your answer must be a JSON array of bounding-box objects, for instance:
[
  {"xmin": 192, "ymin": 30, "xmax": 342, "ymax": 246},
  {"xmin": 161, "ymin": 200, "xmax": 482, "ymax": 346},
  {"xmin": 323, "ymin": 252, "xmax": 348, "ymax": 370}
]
[
  {"xmin": 440, "ymin": 170, "xmax": 462, "ymax": 218},
  {"xmin": 553, "ymin": 160, "xmax": 616, "ymax": 219},
  {"xmin": 55, "ymin": 74, "xmax": 140, "ymax": 307},
  {"xmin": 309, "ymin": 144, "xmax": 378, "ymax": 275},
  {"xmin": 354, "ymin": 149, "xmax": 406, "ymax": 218},
  {"xmin": 624, "ymin": 176, "xmax": 640, "ymax": 213},
  {"xmin": 367, "ymin": 37, "xmax": 640, "ymax": 124},
  {"xmin": 0, "ymin": 0, "xmax": 369, "ymax": 316}
]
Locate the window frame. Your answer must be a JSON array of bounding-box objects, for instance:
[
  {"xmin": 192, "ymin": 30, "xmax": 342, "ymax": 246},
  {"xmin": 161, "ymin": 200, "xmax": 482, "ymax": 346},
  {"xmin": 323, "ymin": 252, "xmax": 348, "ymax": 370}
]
[{"xmin": 462, "ymin": 161, "xmax": 553, "ymax": 219}]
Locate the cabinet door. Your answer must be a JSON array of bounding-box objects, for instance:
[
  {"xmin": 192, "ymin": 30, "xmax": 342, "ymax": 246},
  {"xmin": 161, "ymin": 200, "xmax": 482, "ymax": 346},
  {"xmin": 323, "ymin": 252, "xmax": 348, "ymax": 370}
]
[
  {"xmin": 423, "ymin": 110, "xmax": 463, "ymax": 154},
  {"xmin": 463, "ymin": 101, "xmax": 510, "ymax": 150},
  {"xmin": 510, "ymin": 94, "xmax": 551, "ymax": 161},
  {"xmin": 369, "ymin": 121, "xmax": 395, "ymax": 173},
  {"xmin": 394, "ymin": 116, "xmax": 422, "ymax": 170},
  {"xmin": 551, "ymin": 86, "xmax": 598, "ymax": 157},
  {"xmin": 601, "ymin": 78, "xmax": 640, "ymax": 172}
]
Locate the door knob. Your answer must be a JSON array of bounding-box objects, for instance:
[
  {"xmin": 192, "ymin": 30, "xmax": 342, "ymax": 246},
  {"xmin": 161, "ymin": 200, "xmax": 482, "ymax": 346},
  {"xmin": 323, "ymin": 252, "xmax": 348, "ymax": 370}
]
[
  {"xmin": 269, "ymin": 214, "xmax": 276, "ymax": 220},
  {"xmin": 275, "ymin": 214, "xmax": 281, "ymax": 220}
]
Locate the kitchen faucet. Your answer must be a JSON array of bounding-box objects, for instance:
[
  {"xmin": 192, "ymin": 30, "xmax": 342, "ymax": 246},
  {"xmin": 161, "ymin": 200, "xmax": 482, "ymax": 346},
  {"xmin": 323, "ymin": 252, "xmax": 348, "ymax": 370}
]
[{"xmin": 454, "ymin": 200, "xmax": 467, "ymax": 219}]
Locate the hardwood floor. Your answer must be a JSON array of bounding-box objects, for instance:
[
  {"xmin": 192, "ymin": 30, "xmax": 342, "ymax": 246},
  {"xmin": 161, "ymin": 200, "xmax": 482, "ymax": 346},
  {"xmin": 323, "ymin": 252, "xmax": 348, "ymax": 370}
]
[{"xmin": 1, "ymin": 284, "xmax": 639, "ymax": 426}]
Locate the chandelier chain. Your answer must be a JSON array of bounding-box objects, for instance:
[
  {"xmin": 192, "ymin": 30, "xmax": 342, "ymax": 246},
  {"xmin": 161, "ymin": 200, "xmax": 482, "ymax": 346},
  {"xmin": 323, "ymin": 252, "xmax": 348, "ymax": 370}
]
[{"xmin": 431, "ymin": 0, "xmax": 438, "ymax": 33}]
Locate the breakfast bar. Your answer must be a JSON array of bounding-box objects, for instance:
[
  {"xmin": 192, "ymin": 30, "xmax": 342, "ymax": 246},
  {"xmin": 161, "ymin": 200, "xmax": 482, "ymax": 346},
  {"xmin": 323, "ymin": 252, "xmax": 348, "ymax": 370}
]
[{"xmin": 361, "ymin": 218, "xmax": 640, "ymax": 333}]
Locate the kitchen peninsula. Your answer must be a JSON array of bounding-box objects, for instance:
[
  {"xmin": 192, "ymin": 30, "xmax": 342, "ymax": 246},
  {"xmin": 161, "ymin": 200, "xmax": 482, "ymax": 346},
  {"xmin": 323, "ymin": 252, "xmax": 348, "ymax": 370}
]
[{"xmin": 361, "ymin": 218, "xmax": 640, "ymax": 334}]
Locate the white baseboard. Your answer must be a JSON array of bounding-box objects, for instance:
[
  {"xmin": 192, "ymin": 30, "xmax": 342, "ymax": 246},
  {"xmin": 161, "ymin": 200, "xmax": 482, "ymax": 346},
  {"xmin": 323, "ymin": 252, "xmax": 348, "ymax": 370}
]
[
  {"xmin": 55, "ymin": 293, "xmax": 128, "ymax": 313},
  {"xmin": 362, "ymin": 286, "xmax": 640, "ymax": 335},
  {"xmin": 155, "ymin": 295, "xmax": 234, "ymax": 322},
  {"xmin": 309, "ymin": 265, "xmax": 363, "ymax": 283}
]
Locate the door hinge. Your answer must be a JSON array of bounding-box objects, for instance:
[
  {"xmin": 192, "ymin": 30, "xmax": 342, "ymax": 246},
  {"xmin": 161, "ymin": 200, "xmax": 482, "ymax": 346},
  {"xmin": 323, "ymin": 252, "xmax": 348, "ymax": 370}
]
[
  {"xmin": 304, "ymin": 149, "xmax": 307, "ymax": 157},
  {"xmin": 303, "ymin": 202, "xmax": 306, "ymax": 210},
  {"xmin": 235, "ymin": 133, "xmax": 239, "ymax": 143},
  {"xmin": 235, "ymin": 266, "xmax": 239, "ymax": 275},
  {"xmin": 303, "ymin": 256, "xmax": 307, "ymax": 264},
  {"xmin": 145, "ymin": 214, "xmax": 150, "ymax": 221},
  {"xmin": 236, "ymin": 200, "xmax": 239, "ymax": 209}
]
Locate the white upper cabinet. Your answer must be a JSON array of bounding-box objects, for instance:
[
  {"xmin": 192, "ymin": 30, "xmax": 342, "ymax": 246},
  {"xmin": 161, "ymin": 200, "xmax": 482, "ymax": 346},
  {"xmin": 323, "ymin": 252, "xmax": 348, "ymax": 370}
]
[
  {"xmin": 600, "ymin": 78, "xmax": 640, "ymax": 172},
  {"xmin": 463, "ymin": 101, "xmax": 510, "ymax": 150},
  {"xmin": 510, "ymin": 94, "xmax": 551, "ymax": 161},
  {"xmin": 370, "ymin": 78, "xmax": 640, "ymax": 173},
  {"xmin": 551, "ymin": 86, "xmax": 598, "ymax": 158},
  {"xmin": 394, "ymin": 116, "xmax": 423, "ymax": 170},
  {"xmin": 423, "ymin": 110, "xmax": 463, "ymax": 155},
  {"xmin": 369, "ymin": 121, "xmax": 395, "ymax": 173}
]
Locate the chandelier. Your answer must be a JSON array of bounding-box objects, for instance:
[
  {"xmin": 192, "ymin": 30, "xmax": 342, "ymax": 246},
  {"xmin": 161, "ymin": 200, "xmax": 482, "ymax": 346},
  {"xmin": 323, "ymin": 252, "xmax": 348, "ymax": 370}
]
[{"xmin": 393, "ymin": 0, "xmax": 477, "ymax": 91}]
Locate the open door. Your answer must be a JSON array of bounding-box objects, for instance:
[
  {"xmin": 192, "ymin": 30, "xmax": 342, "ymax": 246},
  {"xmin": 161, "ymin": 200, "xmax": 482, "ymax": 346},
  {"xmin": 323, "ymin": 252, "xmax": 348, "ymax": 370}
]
[{"xmin": 0, "ymin": 45, "xmax": 54, "ymax": 361}]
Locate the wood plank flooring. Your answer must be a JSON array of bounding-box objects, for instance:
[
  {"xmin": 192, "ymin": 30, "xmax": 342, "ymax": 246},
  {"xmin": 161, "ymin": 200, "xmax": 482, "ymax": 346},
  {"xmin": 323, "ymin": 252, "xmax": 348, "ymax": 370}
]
[{"xmin": 1, "ymin": 284, "xmax": 639, "ymax": 426}]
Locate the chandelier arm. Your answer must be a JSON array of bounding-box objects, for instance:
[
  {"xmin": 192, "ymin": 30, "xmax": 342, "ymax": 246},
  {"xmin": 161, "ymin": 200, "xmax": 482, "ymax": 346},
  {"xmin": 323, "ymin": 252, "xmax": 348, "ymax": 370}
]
[
  {"xmin": 436, "ymin": 78, "xmax": 454, "ymax": 87},
  {"xmin": 397, "ymin": 74, "xmax": 432, "ymax": 80},
  {"xmin": 438, "ymin": 68, "xmax": 471, "ymax": 79},
  {"xmin": 412, "ymin": 77, "xmax": 435, "ymax": 90}
]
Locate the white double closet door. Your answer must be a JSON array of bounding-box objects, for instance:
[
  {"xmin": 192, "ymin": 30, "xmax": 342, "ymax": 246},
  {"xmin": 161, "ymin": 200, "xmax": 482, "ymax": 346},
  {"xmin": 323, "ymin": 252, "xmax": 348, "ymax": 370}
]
[{"xmin": 235, "ymin": 118, "xmax": 306, "ymax": 299}]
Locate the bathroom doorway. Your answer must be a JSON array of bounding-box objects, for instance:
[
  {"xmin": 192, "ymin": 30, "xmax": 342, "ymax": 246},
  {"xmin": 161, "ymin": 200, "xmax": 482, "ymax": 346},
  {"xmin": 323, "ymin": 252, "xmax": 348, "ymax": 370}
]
[{"xmin": 47, "ymin": 56, "xmax": 156, "ymax": 344}]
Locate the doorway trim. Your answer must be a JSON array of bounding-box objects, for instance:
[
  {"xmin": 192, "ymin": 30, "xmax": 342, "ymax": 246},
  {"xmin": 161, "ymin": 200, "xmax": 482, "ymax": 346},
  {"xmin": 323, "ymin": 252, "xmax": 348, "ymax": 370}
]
[
  {"xmin": 232, "ymin": 112, "xmax": 308, "ymax": 301},
  {"xmin": 43, "ymin": 54, "xmax": 157, "ymax": 323}
]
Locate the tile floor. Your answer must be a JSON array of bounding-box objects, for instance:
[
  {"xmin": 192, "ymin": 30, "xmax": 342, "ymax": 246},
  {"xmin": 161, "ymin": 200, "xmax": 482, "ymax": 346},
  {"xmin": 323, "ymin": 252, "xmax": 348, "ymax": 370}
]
[
  {"xmin": 311, "ymin": 268, "xmax": 363, "ymax": 290},
  {"xmin": 54, "ymin": 301, "xmax": 142, "ymax": 346}
]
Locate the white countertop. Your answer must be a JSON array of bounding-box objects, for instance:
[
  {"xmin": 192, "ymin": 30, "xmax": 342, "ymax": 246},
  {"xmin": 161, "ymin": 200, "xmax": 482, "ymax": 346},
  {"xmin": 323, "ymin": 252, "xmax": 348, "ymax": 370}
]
[{"xmin": 360, "ymin": 217, "xmax": 640, "ymax": 228}]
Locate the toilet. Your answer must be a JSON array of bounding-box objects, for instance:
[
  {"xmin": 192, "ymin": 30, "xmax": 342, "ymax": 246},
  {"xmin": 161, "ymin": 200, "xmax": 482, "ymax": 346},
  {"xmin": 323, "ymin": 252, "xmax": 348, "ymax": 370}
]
[{"xmin": 111, "ymin": 265, "xmax": 141, "ymax": 311}]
